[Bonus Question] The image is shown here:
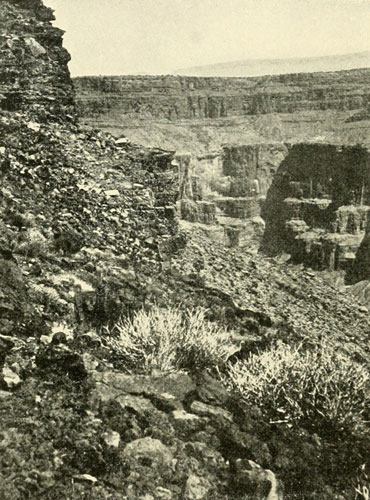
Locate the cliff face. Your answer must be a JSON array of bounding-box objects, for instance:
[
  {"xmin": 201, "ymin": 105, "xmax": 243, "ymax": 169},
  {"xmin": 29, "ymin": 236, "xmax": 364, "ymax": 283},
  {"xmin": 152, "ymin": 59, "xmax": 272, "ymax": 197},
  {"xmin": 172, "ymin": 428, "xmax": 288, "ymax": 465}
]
[
  {"xmin": 188, "ymin": 141, "xmax": 370, "ymax": 272},
  {"xmin": 0, "ymin": 0, "xmax": 76, "ymax": 121},
  {"xmin": 261, "ymin": 143, "xmax": 370, "ymax": 271},
  {"xmin": 74, "ymin": 70, "xmax": 370, "ymax": 120},
  {"xmin": 222, "ymin": 144, "xmax": 288, "ymax": 198},
  {"xmin": 0, "ymin": 0, "xmax": 180, "ymax": 333}
]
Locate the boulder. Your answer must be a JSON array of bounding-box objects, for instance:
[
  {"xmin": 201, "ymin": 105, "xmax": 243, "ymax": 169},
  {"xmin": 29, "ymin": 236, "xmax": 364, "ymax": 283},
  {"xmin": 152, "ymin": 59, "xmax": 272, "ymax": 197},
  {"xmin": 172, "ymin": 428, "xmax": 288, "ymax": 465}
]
[
  {"xmin": 25, "ymin": 37, "xmax": 46, "ymax": 57},
  {"xmin": 1, "ymin": 365, "xmax": 21, "ymax": 389},
  {"xmin": 171, "ymin": 410, "xmax": 205, "ymax": 437},
  {"xmin": 195, "ymin": 372, "xmax": 229, "ymax": 406},
  {"xmin": 103, "ymin": 430, "xmax": 120, "ymax": 448},
  {"xmin": 184, "ymin": 474, "xmax": 212, "ymax": 500},
  {"xmin": 231, "ymin": 459, "xmax": 284, "ymax": 500},
  {"xmin": 123, "ymin": 437, "xmax": 173, "ymax": 468}
]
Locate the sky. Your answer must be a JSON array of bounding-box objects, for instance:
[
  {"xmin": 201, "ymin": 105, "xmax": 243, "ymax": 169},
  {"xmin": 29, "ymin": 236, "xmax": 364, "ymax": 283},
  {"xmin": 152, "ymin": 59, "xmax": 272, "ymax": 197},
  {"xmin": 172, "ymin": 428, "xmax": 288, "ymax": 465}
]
[{"xmin": 43, "ymin": 0, "xmax": 370, "ymax": 77}]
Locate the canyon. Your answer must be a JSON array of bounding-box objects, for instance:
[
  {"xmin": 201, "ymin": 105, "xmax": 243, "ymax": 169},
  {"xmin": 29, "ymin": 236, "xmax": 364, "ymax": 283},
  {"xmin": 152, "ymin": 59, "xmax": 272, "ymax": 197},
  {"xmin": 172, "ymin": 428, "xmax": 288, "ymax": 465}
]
[{"xmin": 75, "ymin": 72, "xmax": 370, "ymax": 283}]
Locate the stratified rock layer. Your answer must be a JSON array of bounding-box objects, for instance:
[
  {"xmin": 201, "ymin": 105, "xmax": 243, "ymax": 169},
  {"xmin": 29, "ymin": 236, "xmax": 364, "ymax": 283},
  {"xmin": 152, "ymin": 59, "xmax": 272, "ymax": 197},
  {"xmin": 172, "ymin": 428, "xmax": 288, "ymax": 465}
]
[{"xmin": 74, "ymin": 70, "xmax": 370, "ymax": 120}]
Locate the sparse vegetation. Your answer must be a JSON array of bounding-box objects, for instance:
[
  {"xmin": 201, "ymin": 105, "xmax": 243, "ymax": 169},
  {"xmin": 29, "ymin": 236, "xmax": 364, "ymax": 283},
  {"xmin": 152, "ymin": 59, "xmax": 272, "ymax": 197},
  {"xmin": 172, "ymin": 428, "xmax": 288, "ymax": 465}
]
[
  {"xmin": 227, "ymin": 341, "xmax": 370, "ymax": 434},
  {"xmin": 15, "ymin": 228, "xmax": 49, "ymax": 258},
  {"xmin": 105, "ymin": 305, "xmax": 236, "ymax": 373}
]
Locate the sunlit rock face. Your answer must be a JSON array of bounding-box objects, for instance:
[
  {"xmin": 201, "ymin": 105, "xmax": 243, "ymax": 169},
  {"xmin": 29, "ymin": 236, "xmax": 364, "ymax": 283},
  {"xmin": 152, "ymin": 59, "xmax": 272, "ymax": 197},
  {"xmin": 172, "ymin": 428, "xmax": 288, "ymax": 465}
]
[
  {"xmin": 261, "ymin": 143, "xmax": 370, "ymax": 272},
  {"xmin": 0, "ymin": 0, "xmax": 76, "ymax": 121}
]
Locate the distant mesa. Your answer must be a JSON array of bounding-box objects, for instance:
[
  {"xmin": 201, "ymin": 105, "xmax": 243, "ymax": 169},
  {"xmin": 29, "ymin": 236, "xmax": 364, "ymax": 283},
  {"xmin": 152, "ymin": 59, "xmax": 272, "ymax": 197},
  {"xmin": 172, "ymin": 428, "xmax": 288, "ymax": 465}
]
[{"xmin": 174, "ymin": 50, "xmax": 370, "ymax": 77}]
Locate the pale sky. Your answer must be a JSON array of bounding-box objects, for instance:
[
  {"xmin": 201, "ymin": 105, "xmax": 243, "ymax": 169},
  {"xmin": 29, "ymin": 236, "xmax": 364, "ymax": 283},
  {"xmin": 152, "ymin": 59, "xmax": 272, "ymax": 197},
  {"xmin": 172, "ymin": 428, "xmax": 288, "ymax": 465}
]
[{"xmin": 43, "ymin": 0, "xmax": 370, "ymax": 76}]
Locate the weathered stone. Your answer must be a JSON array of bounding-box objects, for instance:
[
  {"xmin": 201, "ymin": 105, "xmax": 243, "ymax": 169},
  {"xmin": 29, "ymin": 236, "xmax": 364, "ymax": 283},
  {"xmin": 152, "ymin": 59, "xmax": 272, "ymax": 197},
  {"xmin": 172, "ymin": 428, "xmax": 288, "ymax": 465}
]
[
  {"xmin": 35, "ymin": 345, "xmax": 88, "ymax": 380},
  {"xmin": 231, "ymin": 459, "xmax": 283, "ymax": 500},
  {"xmin": 103, "ymin": 430, "xmax": 120, "ymax": 448},
  {"xmin": 105, "ymin": 189, "xmax": 120, "ymax": 197},
  {"xmin": 155, "ymin": 487, "xmax": 173, "ymax": 499},
  {"xmin": 190, "ymin": 401, "xmax": 233, "ymax": 422},
  {"xmin": 196, "ymin": 372, "xmax": 229, "ymax": 406},
  {"xmin": 25, "ymin": 37, "xmax": 47, "ymax": 57},
  {"xmin": 1, "ymin": 365, "xmax": 21, "ymax": 389},
  {"xmin": 171, "ymin": 410, "xmax": 205, "ymax": 437},
  {"xmin": 92, "ymin": 371, "xmax": 196, "ymax": 402},
  {"xmin": 0, "ymin": 390, "xmax": 12, "ymax": 399},
  {"xmin": 184, "ymin": 474, "xmax": 212, "ymax": 500},
  {"xmin": 123, "ymin": 437, "xmax": 173, "ymax": 468},
  {"xmin": 150, "ymin": 392, "xmax": 184, "ymax": 412},
  {"xmin": 72, "ymin": 474, "xmax": 98, "ymax": 484},
  {"xmin": 115, "ymin": 394, "xmax": 157, "ymax": 414}
]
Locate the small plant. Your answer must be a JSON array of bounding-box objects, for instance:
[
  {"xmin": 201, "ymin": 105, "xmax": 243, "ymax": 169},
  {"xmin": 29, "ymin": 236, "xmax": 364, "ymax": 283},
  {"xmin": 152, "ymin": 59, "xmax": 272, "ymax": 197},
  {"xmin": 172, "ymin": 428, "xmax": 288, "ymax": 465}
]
[
  {"xmin": 104, "ymin": 306, "xmax": 236, "ymax": 373},
  {"xmin": 226, "ymin": 342, "xmax": 370, "ymax": 433},
  {"xmin": 16, "ymin": 228, "xmax": 49, "ymax": 258}
]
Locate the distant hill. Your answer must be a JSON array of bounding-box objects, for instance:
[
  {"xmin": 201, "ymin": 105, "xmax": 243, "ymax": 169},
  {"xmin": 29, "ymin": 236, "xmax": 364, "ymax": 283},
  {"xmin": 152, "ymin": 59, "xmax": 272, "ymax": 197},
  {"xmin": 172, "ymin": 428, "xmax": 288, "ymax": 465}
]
[{"xmin": 174, "ymin": 51, "xmax": 370, "ymax": 77}]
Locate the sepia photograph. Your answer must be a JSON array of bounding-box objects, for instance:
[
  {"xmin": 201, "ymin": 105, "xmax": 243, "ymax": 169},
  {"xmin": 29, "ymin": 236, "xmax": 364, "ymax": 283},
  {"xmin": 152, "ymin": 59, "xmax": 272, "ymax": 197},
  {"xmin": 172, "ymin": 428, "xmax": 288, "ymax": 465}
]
[{"xmin": 0, "ymin": 0, "xmax": 370, "ymax": 498}]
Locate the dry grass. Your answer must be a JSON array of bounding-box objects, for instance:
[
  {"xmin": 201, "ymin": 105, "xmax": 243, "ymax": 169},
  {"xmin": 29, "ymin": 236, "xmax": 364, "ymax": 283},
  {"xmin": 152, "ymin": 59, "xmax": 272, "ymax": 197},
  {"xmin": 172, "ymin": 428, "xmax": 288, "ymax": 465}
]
[
  {"xmin": 104, "ymin": 306, "xmax": 236, "ymax": 373},
  {"xmin": 227, "ymin": 341, "xmax": 370, "ymax": 432}
]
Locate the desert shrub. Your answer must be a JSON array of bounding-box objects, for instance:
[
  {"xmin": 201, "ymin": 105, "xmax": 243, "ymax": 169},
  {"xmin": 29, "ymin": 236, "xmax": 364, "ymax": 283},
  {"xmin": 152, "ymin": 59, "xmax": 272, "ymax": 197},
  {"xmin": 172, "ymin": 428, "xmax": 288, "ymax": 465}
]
[
  {"xmin": 28, "ymin": 283, "xmax": 71, "ymax": 320},
  {"xmin": 227, "ymin": 342, "xmax": 370, "ymax": 434},
  {"xmin": 104, "ymin": 306, "xmax": 235, "ymax": 373},
  {"xmin": 15, "ymin": 228, "xmax": 49, "ymax": 257}
]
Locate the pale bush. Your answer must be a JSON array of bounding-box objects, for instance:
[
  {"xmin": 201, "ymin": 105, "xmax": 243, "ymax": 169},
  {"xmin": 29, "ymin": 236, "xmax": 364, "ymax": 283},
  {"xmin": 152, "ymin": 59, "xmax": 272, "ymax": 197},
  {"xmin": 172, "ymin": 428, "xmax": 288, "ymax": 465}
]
[
  {"xmin": 227, "ymin": 342, "xmax": 370, "ymax": 432},
  {"xmin": 16, "ymin": 228, "xmax": 49, "ymax": 257},
  {"xmin": 29, "ymin": 284, "xmax": 69, "ymax": 315},
  {"xmin": 105, "ymin": 306, "xmax": 235, "ymax": 373}
]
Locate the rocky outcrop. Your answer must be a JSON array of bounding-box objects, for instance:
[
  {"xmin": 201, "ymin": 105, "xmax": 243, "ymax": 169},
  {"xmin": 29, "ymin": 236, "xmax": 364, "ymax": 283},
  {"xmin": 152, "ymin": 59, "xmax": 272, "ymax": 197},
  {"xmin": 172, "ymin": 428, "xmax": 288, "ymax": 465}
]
[
  {"xmin": 175, "ymin": 144, "xmax": 285, "ymax": 247},
  {"xmin": 0, "ymin": 0, "xmax": 76, "ymax": 121},
  {"xmin": 74, "ymin": 69, "xmax": 370, "ymax": 120},
  {"xmin": 0, "ymin": 0, "xmax": 180, "ymax": 331},
  {"xmin": 350, "ymin": 216, "xmax": 370, "ymax": 282},
  {"xmin": 261, "ymin": 143, "xmax": 370, "ymax": 271},
  {"xmin": 222, "ymin": 144, "xmax": 288, "ymax": 198}
]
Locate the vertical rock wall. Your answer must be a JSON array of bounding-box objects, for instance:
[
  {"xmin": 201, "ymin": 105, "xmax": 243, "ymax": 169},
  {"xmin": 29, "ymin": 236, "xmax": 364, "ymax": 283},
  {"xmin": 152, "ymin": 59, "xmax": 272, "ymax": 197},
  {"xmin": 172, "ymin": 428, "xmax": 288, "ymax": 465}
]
[
  {"xmin": 0, "ymin": 0, "xmax": 76, "ymax": 121},
  {"xmin": 261, "ymin": 143, "xmax": 370, "ymax": 272},
  {"xmin": 222, "ymin": 144, "xmax": 288, "ymax": 198}
]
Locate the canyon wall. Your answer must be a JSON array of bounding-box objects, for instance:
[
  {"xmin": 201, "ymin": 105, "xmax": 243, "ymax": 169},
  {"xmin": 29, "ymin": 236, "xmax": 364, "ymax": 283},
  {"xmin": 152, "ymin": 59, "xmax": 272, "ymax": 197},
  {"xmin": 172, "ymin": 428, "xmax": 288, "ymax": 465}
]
[
  {"xmin": 261, "ymin": 143, "xmax": 370, "ymax": 272},
  {"xmin": 74, "ymin": 70, "xmax": 370, "ymax": 120}
]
